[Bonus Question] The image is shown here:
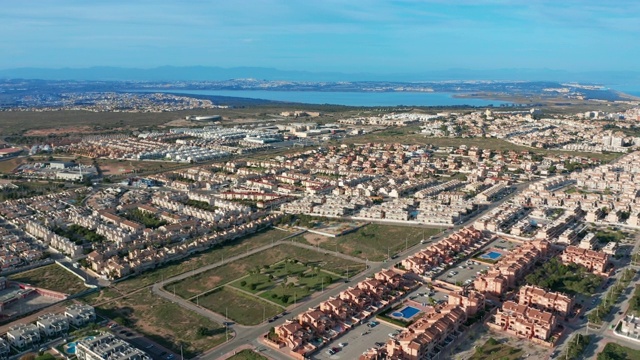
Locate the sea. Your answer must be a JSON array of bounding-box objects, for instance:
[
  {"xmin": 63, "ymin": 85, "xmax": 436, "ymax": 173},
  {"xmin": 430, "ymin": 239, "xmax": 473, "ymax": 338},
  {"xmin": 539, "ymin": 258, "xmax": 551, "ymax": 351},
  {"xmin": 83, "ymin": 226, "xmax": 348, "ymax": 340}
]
[
  {"xmin": 611, "ymin": 86, "xmax": 640, "ymax": 98},
  {"xmin": 135, "ymin": 89, "xmax": 509, "ymax": 107}
]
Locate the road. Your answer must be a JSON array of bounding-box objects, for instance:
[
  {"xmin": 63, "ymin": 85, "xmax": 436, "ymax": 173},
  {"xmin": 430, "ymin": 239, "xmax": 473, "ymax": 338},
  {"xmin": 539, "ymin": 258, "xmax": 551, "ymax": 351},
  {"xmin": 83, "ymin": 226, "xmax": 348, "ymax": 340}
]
[
  {"xmin": 551, "ymin": 230, "xmax": 640, "ymax": 359},
  {"xmin": 149, "ymin": 183, "xmax": 525, "ymax": 360}
]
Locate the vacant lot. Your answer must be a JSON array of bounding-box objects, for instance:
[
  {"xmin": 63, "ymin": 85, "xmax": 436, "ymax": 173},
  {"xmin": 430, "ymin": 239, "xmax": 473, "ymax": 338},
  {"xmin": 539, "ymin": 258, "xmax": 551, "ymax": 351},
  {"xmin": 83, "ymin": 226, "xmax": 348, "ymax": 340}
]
[
  {"xmin": 0, "ymin": 157, "xmax": 25, "ymax": 174},
  {"xmin": 93, "ymin": 289, "xmax": 225, "ymax": 358},
  {"xmin": 598, "ymin": 343, "xmax": 640, "ymax": 360},
  {"xmin": 297, "ymin": 224, "xmax": 442, "ymax": 261},
  {"xmin": 9, "ymin": 264, "xmax": 88, "ymax": 295},
  {"xmin": 197, "ymin": 287, "xmax": 283, "ymax": 326},
  {"xmin": 227, "ymin": 349, "xmax": 268, "ymax": 360},
  {"xmin": 469, "ymin": 338, "xmax": 523, "ymax": 360},
  {"xmin": 168, "ymin": 244, "xmax": 364, "ymax": 299},
  {"xmin": 113, "ymin": 227, "xmax": 292, "ymax": 295}
]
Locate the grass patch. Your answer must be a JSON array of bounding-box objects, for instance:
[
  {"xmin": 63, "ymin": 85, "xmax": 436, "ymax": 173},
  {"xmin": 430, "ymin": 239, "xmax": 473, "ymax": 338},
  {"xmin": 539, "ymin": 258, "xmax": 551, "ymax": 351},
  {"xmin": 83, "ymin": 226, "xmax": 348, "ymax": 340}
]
[
  {"xmin": 120, "ymin": 208, "xmax": 167, "ymax": 229},
  {"xmin": 598, "ymin": 342, "xmax": 640, "ymax": 360},
  {"xmin": 91, "ymin": 288, "xmax": 226, "ymax": 358},
  {"xmin": 296, "ymin": 224, "xmax": 442, "ymax": 261},
  {"xmin": 230, "ymin": 259, "xmax": 339, "ymax": 306},
  {"xmin": 595, "ymin": 228, "xmax": 627, "ymax": 243},
  {"xmin": 227, "ymin": 349, "xmax": 268, "ymax": 360},
  {"xmin": 9, "ymin": 264, "xmax": 87, "ymax": 295},
  {"xmin": 113, "ymin": 227, "xmax": 291, "ymax": 294},
  {"xmin": 469, "ymin": 337, "xmax": 523, "ymax": 360},
  {"xmin": 629, "ymin": 285, "xmax": 640, "ymax": 317},
  {"xmin": 560, "ymin": 334, "xmax": 591, "ymax": 360},
  {"xmin": 167, "ymin": 244, "xmax": 363, "ymax": 299},
  {"xmin": 197, "ymin": 287, "xmax": 283, "ymax": 326}
]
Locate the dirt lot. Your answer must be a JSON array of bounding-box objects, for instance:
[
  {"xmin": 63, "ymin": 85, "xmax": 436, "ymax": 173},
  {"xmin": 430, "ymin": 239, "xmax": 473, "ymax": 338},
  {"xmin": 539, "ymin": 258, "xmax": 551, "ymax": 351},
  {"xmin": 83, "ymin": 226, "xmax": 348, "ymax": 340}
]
[
  {"xmin": 296, "ymin": 224, "xmax": 443, "ymax": 262},
  {"xmin": 9, "ymin": 264, "xmax": 89, "ymax": 295},
  {"xmin": 93, "ymin": 289, "xmax": 225, "ymax": 358},
  {"xmin": 23, "ymin": 126, "xmax": 121, "ymax": 136}
]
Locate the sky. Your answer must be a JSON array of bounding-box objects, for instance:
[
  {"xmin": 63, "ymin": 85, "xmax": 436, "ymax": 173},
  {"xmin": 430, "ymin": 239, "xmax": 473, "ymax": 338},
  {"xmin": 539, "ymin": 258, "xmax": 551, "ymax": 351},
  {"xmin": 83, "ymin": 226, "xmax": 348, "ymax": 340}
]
[{"xmin": 1, "ymin": 0, "xmax": 639, "ymax": 74}]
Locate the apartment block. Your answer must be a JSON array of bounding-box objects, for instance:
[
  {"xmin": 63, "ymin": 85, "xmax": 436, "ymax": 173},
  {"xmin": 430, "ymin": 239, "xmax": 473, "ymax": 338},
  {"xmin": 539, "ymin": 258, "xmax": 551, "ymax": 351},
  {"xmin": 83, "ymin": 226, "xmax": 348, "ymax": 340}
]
[
  {"xmin": 65, "ymin": 304, "xmax": 96, "ymax": 327},
  {"xmin": 7, "ymin": 323, "xmax": 41, "ymax": 348},
  {"xmin": 560, "ymin": 246, "xmax": 610, "ymax": 275},
  {"xmin": 491, "ymin": 300, "xmax": 558, "ymax": 342},
  {"xmin": 76, "ymin": 333, "xmax": 151, "ymax": 360},
  {"xmin": 36, "ymin": 313, "xmax": 69, "ymax": 337},
  {"xmin": 518, "ymin": 285, "xmax": 573, "ymax": 317}
]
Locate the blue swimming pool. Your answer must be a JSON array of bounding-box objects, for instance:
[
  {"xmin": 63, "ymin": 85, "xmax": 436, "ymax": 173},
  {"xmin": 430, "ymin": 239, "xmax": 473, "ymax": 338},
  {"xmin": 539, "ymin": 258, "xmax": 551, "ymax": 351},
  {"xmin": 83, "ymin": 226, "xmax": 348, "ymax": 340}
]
[
  {"xmin": 391, "ymin": 306, "xmax": 421, "ymax": 319},
  {"xmin": 480, "ymin": 251, "xmax": 502, "ymax": 260},
  {"xmin": 65, "ymin": 336, "xmax": 95, "ymax": 354}
]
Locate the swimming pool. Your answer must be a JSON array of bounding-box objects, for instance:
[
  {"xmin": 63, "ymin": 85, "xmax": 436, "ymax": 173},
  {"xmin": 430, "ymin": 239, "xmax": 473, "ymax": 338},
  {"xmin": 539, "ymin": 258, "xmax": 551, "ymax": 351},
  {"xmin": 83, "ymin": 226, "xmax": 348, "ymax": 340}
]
[
  {"xmin": 480, "ymin": 251, "xmax": 502, "ymax": 260},
  {"xmin": 391, "ymin": 306, "xmax": 421, "ymax": 319},
  {"xmin": 65, "ymin": 336, "xmax": 95, "ymax": 354}
]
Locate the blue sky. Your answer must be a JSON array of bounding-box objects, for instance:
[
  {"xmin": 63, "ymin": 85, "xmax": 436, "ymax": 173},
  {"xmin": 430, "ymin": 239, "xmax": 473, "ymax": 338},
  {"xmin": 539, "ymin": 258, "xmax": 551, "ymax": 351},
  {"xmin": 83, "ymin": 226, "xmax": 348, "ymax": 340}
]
[{"xmin": 2, "ymin": 0, "xmax": 639, "ymax": 73}]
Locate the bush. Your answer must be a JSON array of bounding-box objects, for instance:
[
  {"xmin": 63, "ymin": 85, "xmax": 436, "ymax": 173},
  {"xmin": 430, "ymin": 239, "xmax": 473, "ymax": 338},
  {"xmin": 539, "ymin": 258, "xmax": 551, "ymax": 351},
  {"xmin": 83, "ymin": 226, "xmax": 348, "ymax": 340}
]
[{"xmin": 240, "ymin": 280, "xmax": 247, "ymax": 287}]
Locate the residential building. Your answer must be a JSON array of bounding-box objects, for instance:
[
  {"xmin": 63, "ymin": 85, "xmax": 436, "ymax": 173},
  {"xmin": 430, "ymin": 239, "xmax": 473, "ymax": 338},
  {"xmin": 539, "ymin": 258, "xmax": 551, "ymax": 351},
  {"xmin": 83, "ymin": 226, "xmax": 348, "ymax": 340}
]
[
  {"xmin": 36, "ymin": 313, "xmax": 69, "ymax": 337},
  {"xmin": 518, "ymin": 285, "xmax": 573, "ymax": 317},
  {"xmin": 76, "ymin": 333, "xmax": 151, "ymax": 360},
  {"xmin": 7, "ymin": 323, "xmax": 41, "ymax": 349},
  {"xmin": 560, "ymin": 246, "xmax": 610, "ymax": 275},
  {"xmin": 491, "ymin": 301, "xmax": 557, "ymax": 342},
  {"xmin": 65, "ymin": 304, "xmax": 96, "ymax": 327}
]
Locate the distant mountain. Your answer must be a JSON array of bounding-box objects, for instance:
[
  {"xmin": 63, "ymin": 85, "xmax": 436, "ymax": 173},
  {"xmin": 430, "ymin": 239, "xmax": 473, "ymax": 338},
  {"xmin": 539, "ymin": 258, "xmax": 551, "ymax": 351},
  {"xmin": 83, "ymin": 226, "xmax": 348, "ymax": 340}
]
[{"xmin": 0, "ymin": 66, "xmax": 639, "ymax": 85}]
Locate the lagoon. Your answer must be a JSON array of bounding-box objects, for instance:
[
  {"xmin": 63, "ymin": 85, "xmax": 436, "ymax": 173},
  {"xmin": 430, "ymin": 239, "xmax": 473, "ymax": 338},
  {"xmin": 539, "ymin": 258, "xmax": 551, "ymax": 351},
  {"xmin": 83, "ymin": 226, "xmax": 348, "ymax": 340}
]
[{"xmin": 136, "ymin": 89, "xmax": 508, "ymax": 107}]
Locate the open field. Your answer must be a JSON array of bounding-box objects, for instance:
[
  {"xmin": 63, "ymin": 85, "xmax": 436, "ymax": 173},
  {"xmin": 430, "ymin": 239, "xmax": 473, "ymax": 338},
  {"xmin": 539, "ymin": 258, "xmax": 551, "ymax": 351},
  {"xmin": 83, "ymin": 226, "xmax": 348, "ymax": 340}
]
[
  {"xmin": 196, "ymin": 287, "xmax": 283, "ymax": 326},
  {"xmin": 0, "ymin": 106, "xmax": 357, "ymax": 135},
  {"xmin": 468, "ymin": 337, "xmax": 523, "ymax": 360},
  {"xmin": 340, "ymin": 130, "xmax": 623, "ymax": 162},
  {"xmin": 9, "ymin": 264, "xmax": 88, "ymax": 295},
  {"xmin": 92, "ymin": 288, "xmax": 226, "ymax": 358},
  {"xmin": 112, "ymin": 227, "xmax": 292, "ymax": 295},
  {"xmin": 227, "ymin": 349, "xmax": 268, "ymax": 360},
  {"xmin": 296, "ymin": 224, "xmax": 442, "ymax": 261},
  {"xmin": 167, "ymin": 244, "xmax": 364, "ymax": 300}
]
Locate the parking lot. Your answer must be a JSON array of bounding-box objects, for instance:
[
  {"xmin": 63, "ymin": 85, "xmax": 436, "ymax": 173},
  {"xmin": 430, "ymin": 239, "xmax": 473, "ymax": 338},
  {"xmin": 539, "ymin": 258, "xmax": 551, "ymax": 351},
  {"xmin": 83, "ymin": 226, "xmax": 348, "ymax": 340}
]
[
  {"xmin": 312, "ymin": 321, "xmax": 399, "ymax": 360},
  {"xmin": 436, "ymin": 260, "xmax": 491, "ymax": 287},
  {"xmin": 110, "ymin": 324, "xmax": 177, "ymax": 360}
]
